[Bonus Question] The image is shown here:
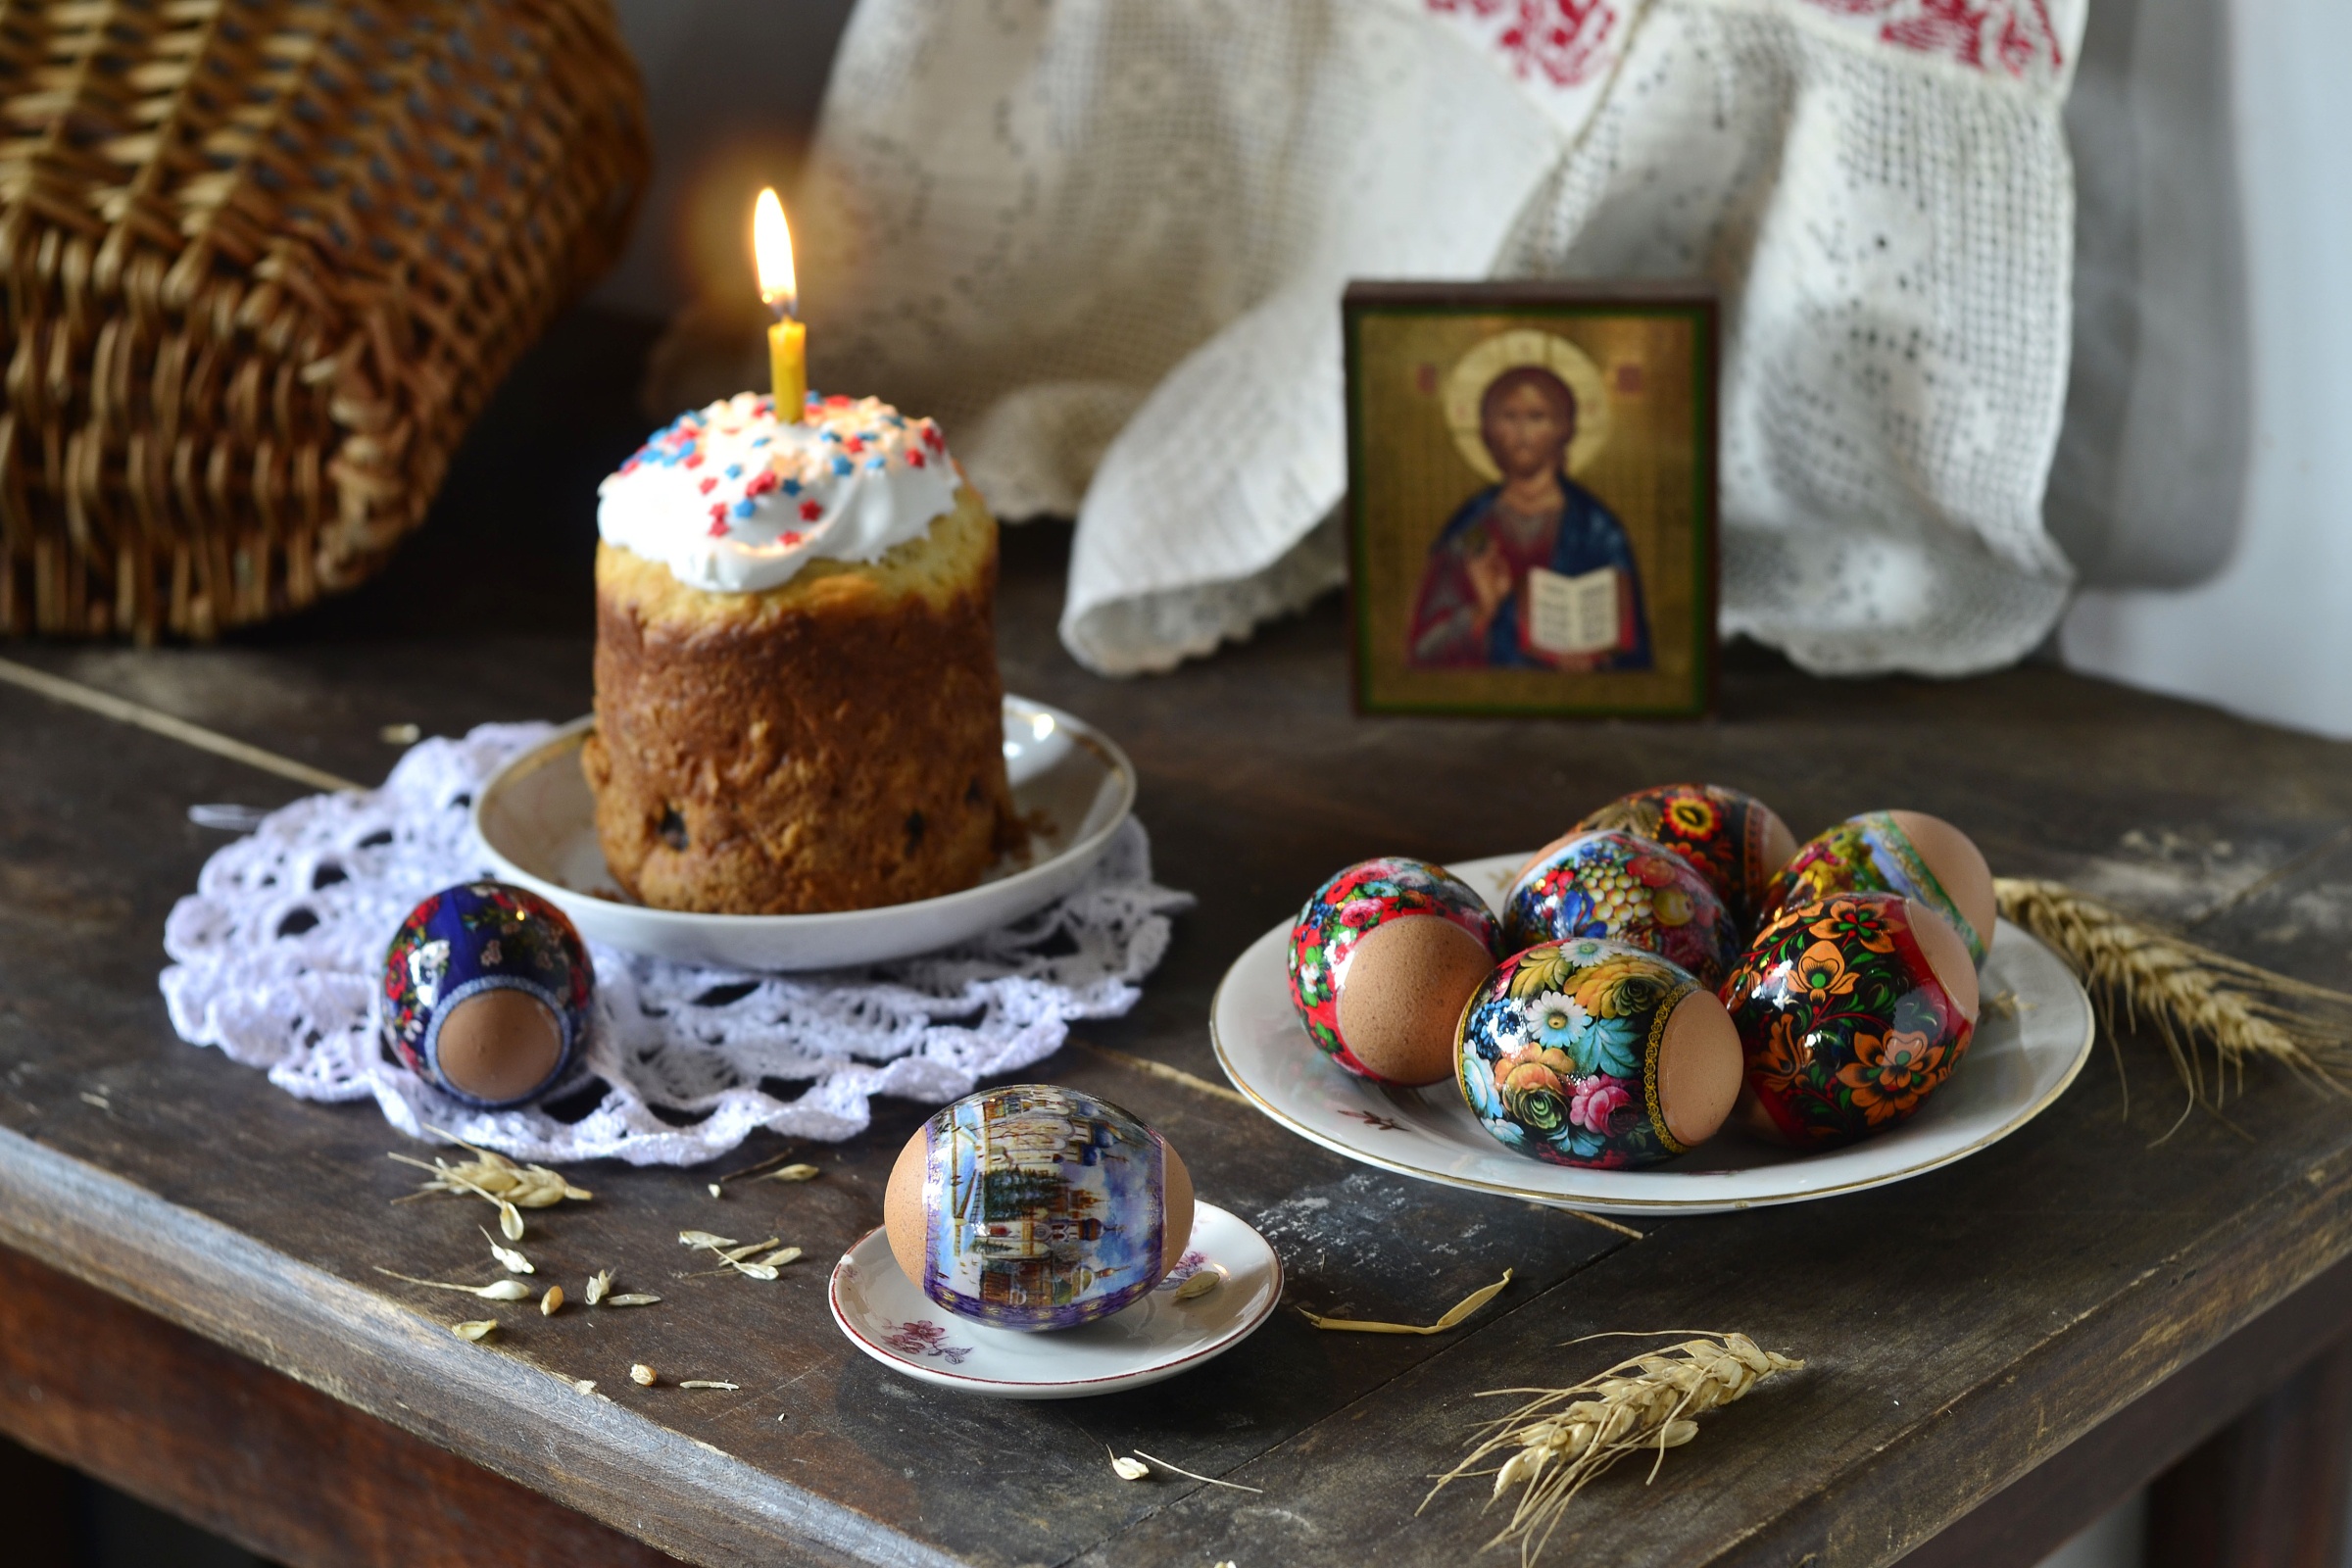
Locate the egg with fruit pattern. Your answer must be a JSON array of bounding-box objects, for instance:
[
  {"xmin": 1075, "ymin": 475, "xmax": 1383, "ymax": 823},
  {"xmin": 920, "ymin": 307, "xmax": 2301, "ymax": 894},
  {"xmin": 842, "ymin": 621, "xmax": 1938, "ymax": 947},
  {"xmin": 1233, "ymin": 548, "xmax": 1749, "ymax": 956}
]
[{"xmin": 1501, "ymin": 829, "xmax": 1740, "ymax": 992}]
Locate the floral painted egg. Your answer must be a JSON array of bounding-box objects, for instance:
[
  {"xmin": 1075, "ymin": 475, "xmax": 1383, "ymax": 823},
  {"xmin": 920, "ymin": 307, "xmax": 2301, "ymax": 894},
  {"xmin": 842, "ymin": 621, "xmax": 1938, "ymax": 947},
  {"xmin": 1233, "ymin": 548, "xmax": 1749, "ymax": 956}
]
[
  {"xmin": 1576, "ymin": 783, "xmax": 1797, "ymax": 935},
  {"xmin": 883, "ymin": 1085, "xmax": 1195, "ymax": 1332},
  {"xmin": 1501, "ymin": 830, "xmax": 1740, "ymax": 991},
  {"xmin": 1759, "ymin": 809, "xmax": 1997, "ymax": 965},
  {"xmin": 1455, "ymin": 938, "xmax": 1743, "ymax": 1168},
  {"xmin": 1718, "ymin": 892, "xmax": 1982, "ymax": 1149},
  {"xmin": 381, "ymin": 881, "xmax": 593, "ymax": 1107},
  {"xmin": 1289, "ymin": 858, "xmax": 1501, "ymax": 1086}
]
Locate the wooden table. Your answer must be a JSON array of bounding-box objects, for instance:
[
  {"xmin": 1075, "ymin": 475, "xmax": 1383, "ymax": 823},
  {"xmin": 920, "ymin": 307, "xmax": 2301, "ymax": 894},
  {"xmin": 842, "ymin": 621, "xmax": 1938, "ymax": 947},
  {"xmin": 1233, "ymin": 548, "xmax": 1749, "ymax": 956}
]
[{"xmin": 5, "ymin": 311, "xmax": 2352, "ymax": 1568}]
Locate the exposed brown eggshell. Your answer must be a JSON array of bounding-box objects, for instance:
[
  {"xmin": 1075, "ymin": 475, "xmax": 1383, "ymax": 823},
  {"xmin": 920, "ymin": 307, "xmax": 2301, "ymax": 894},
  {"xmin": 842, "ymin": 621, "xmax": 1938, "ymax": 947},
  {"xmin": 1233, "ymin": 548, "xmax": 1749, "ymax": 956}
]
[
  {"xmin": 1657, "ymin": 989, "xmax": 1743, "ymax": 1149},
  {"xmin": 434, "ymin": 990, "xmax": 564, "ymax": 1104},
  {"xmin": 884, "ymin": 1127, "xmax": 927, "ymax": 1287},
  {"xmin": 1159, "ymin": 1141, "xmax": 1196, "ymax": 1277},
  {"xmin": 1886, "ymin": 808, "xmax": 1997, "ymax": 960},
  {"xmin": 1335, "ymin": 915, "xmax": 1498, "ymax": 1087},
  {"xmin": 1902, "ymin": 897, "xmax": 1982, "ymax": 1023}
]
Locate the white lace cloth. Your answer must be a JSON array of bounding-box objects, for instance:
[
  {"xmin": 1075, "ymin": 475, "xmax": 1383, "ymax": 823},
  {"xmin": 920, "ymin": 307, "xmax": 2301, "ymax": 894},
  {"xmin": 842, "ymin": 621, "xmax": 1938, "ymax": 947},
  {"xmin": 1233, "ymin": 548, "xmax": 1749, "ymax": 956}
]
[
  {"xmin": 160, "ymin": 724, "xmax": 1194, "ymax": 1165},
  {"xmin": 798, "ymin": 0, "xmax": 2085, "ymax": 677}
]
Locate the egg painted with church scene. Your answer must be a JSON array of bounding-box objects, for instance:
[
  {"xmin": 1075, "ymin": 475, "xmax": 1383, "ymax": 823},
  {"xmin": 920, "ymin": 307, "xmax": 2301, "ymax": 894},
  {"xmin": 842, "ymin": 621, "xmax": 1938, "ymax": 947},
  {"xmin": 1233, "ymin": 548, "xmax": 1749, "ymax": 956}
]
[{"xmin": 883, "ymin": 1085, "xmax": 1194, "ymax": 1332}]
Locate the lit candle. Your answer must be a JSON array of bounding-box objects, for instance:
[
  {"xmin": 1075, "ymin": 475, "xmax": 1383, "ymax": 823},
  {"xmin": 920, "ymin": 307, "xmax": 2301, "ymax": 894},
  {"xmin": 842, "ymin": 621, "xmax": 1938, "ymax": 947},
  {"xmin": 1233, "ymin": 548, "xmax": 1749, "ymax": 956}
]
[{"xmin": 754, "ymin": 187, "xmax": 805, "ymax": 423}]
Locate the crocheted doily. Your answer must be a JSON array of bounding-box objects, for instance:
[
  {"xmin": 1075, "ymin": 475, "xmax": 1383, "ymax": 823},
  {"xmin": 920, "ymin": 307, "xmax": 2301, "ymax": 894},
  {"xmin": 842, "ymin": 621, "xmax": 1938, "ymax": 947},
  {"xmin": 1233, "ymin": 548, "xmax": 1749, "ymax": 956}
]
[{"xmin": 161, "ymin": 723, "xmax": 1194, "ymax": 1166}]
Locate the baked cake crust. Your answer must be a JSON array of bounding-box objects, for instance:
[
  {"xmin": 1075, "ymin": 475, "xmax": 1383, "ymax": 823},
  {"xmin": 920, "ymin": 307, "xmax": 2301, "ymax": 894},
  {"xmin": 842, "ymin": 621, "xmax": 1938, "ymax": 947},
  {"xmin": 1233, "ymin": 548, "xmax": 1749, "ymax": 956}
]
[{"xmin": 583, "ymin": 483, "xmax": 1018, "ymax": 914}]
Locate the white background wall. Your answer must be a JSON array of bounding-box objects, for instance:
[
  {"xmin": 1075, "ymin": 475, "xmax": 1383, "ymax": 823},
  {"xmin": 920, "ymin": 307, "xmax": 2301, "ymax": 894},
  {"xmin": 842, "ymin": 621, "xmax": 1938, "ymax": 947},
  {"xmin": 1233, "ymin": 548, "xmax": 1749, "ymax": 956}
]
[{"xmin": 2063, "ymin": 0, "xmax": 2352, "ymax": 741}]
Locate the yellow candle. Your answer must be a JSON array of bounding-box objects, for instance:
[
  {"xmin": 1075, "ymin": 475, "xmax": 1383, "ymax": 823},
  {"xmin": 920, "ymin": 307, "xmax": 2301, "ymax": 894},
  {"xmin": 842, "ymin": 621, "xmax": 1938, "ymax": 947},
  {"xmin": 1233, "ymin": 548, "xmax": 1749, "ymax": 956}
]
[
  {"xmin": 768, "ymin": 316, "xmax": 806, "ymax": 424},
  {"xmin": 753, "ymin": 187, "xmax": 805, "ymax": 422}
]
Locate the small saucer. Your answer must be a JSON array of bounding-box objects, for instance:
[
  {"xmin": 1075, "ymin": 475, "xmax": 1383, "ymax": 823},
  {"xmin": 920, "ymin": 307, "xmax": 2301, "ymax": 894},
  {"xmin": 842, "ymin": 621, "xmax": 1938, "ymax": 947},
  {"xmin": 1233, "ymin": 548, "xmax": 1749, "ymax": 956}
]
[
  {"xmin": 472, "ymin": 696, "xmax": 1135, "ymax": 970},
  {"xmin": 828, "ymin": 1202, "xmax": 1282, "ymax": 1398}
]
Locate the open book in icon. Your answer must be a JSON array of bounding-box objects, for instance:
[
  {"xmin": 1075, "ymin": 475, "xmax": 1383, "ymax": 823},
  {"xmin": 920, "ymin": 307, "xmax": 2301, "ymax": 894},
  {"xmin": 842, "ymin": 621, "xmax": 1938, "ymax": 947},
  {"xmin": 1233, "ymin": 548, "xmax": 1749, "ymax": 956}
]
[{"xmin": 1523, "ymin": 564, "xmax": 1626, "ymax": 661}]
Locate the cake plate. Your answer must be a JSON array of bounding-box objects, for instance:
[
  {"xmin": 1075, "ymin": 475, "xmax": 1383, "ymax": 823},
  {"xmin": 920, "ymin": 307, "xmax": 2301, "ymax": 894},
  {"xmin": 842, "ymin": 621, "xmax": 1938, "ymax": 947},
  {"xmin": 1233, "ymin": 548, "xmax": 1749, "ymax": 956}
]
[
  {"xmin": 1213, "ymin": 854, "xmax": 2097, "ymax": 1217},
  {"xmin": 472, "ymin": 696, "xmax": 1136, "ymax": 969},
  {"xmin": 828, "ymin": 1202, "xmax": 1282, "ymax": 1398}
]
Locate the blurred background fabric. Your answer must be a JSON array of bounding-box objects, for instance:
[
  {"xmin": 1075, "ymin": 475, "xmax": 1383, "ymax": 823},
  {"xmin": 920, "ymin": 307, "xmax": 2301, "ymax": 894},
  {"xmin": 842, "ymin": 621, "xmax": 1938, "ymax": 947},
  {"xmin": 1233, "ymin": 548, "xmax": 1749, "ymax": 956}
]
[{"xmin": 597, "ymin": 0, "xmax": 2352, "ymax": 735}]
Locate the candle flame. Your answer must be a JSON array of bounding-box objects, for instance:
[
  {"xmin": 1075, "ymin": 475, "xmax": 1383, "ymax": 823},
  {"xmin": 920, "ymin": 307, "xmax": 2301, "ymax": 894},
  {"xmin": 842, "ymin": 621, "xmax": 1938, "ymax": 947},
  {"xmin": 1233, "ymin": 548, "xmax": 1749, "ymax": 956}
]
[{"xmin": 754, "ymin": 187, "xmax": 797, "ymax": 316}]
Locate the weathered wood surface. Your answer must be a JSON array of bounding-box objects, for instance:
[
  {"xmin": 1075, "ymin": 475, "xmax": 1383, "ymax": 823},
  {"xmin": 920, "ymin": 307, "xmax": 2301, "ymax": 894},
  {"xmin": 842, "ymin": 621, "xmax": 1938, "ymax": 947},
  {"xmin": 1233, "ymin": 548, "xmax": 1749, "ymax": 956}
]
[
  {"xmin": 0, "ymin": 1244, "xmax": 675, "ymax": 1568},
  {"xmin": 4, "ymin": 308, "xmax": 2352, "ymax": 1567}
]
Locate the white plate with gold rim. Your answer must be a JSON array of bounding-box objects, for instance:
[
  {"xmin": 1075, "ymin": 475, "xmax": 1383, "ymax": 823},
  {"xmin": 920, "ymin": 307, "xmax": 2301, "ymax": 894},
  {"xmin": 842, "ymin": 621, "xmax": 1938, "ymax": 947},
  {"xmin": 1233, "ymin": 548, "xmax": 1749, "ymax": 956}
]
[
  {"xmin": 828, "ymin": 1202, "xmax": 1283, "ymax": 1398},
  {"xmin": 1211, "ymin": 854, "xmax": 2096, "ymax": 1217},
  {"xmin": 472, "ymin": 697, "xmax": 1134, "ymax": 970}
]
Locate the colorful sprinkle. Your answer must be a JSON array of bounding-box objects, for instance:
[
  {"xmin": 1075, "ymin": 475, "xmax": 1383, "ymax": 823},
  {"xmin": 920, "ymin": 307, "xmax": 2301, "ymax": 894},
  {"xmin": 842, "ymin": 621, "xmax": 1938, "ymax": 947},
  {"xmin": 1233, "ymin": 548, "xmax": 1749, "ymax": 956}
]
[
  {"xmin": 832, "ymin": 457, "xmax": 853, "ymax": 476},
  {"xmin": 799, "ymin": 499, "xmax": 823, "ymax": 521}
]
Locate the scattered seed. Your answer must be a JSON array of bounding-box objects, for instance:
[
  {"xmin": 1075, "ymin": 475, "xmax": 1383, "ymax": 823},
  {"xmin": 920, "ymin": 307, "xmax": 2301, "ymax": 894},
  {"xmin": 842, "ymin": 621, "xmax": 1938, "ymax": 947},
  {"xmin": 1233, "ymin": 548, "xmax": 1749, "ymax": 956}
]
[
  {"xmin": 540, "ymin": 1286, "xmax": 564, "ymax": 1316},
  {"xmin": 630, "ymin": 1363, "xmax": 657, "ymax": 1387},
  {"xmin": 481, "ymin": 1226, "xmax": 534, "ymax": 1274},
  {"xmin": 679, "ymin": 1380, "xmax": 740, "ymax": 1391},
  {"xmin": 678, "ymin": 1229, "xmax": 736, "ymax": 1250},
  {"xmin": 1175, "ymin": 1268, "xmax": 1222, "ymax": 1300},
  {"xmin": 681, "ymin": 1231, "xmax": 788, "ymax": 1280},
  {"xmin": 452, "ymin": 1320, "xmax": 498, "ymax": 1341},
  {"xmin": 573, "ymin": 1379, "xmax": 597, "ymax": 1396},
  {"xmin": 708, "ymin": 1183, "xmax": 722, "ymax": 1198},
  {"xmin": 375, "ymin": 1267, "xmax": 533, "ymax": 1300},
  {"xmin": 754, "ymin": 1247, "xmax": 804, "ymax": 1268},
  {"xmin": 379, "ymin": 722, "xmax": 422, "ymax": 744},
  {"xmin": 1110, "ymin": 1454, "xmax": 1150, "ymax": 1482},
  {"xmin": 768, "ymin": 1163, "xmax": 820, "ymax": 1183},
  {"xmin": 584, "ymin": 1269, "xmax": 611, "ymax": 1306},
  {"xmin": 605, "ymin": 1293, "xmax": 662, "ymax": 1307}
]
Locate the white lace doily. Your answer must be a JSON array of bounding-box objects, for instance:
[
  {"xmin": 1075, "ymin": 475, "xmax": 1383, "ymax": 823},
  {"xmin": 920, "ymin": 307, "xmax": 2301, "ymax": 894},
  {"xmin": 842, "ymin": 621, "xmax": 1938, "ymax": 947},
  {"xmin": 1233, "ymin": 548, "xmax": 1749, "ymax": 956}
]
[{"xmin": 161, "ymin": 724, "xmax": 1194, "ymax": 1166}]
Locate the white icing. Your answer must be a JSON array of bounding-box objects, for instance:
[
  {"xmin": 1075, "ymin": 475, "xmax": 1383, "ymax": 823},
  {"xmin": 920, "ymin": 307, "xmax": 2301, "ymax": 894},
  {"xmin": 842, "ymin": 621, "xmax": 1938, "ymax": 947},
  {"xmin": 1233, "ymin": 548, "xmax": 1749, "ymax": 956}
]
[{"xmin": 596, "ymin": 392, "xmax": 961, "ymax": 594}]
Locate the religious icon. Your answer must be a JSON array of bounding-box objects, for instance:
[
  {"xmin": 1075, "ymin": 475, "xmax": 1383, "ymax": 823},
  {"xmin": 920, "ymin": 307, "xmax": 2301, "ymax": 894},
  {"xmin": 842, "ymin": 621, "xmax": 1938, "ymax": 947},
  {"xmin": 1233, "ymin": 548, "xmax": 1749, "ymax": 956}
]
[{"xmin": 1345, "ymin": 283, "xmax": 1717, "ymax": 718}]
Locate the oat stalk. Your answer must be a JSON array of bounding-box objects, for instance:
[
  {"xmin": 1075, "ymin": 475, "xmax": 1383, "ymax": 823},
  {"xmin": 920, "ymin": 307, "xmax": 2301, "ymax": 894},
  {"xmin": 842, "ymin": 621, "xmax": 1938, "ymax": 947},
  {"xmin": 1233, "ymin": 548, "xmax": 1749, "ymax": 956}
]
[
  {"xmin": 1423, "ymin": 1332, "xmax": 1801, "ymax": 1568},
  {"xmin": 1995, "ymin": 876, "xmax": 2352, "ymax": 1131}
]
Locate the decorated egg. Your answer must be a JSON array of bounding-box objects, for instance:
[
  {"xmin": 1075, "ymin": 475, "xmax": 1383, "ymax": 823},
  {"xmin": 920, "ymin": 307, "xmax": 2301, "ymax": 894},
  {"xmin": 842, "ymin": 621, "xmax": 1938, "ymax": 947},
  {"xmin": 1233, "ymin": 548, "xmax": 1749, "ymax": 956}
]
[
  {"xmin": 1454, "ymin": 938, "xmax": 1743, "ymax": 1168},
  {"xmin": 1576, "ymin": 783, "xmax": 1797, "ymax": 934},
  {"xmin": 1501, "ymin": 830, "xmax": 1740, "ymax": 991},
  {"xmin": 884, "ymin": 1085, "xmax": 1194, "ymax": 1332},
  {"xmin": 1289, "ymin": 858, "xmax": 1501, "ymax": 1086},
  {"xmin": 1760, "ymin": 809, "xmax": 1996, "ymax": 965},
  {"xmin": 381, "ymin": 881, "xmax": 593, "ymax": 1107},
  {"xmin": 1718, "ymin": 892, "xmax": 1981, "ymax": 1149}
]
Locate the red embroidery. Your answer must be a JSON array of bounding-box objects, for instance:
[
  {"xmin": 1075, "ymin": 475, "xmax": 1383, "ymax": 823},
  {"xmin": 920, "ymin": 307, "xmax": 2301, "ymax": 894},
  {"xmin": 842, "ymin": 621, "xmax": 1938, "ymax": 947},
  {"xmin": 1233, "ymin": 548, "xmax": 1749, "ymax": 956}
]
[
  {"xmin": 1794, "ymin": 0, "xmax": 2063, "ymax": 77},
  {"xmin": 1427, "ymin": 0, "xmax": 1620, "ymax": 88}
]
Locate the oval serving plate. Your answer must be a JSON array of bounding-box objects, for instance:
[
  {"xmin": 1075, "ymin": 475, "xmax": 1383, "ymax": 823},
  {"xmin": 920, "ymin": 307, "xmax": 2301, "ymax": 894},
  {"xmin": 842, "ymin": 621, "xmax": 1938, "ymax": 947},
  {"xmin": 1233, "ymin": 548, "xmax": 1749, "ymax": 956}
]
[
  {"xmin": 1212, "ymin": 854, "xmax": 2096, "ymax": 1217},
  {"xmin": 473, "ymin": 696, "xmax": 1135, "ymax": 970},
  {"xmin": 829, "ymin": 1201, "xmax": 1282, "ymax": 1398}
]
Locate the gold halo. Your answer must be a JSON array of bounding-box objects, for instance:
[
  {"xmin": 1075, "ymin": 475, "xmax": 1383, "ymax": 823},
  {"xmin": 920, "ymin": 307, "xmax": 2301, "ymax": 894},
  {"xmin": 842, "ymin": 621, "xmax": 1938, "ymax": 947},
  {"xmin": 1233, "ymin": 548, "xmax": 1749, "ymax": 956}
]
[{"xmin": 1443, "ymin": 329, "xmax": 1611, "ymax": 481}]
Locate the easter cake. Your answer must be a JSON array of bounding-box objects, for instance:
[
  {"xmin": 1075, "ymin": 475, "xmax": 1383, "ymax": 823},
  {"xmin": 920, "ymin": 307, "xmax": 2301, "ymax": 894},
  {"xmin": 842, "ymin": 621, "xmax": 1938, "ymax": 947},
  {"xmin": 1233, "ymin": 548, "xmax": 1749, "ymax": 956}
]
[{"xmin": 585, "ymin": 392, "xmax": 1018, "ymax": 914}]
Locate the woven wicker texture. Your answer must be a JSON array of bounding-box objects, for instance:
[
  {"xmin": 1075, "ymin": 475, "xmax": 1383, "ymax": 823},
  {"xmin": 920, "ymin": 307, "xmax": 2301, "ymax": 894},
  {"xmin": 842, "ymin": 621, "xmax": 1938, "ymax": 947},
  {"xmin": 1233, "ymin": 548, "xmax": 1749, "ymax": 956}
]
[{"xmin": 0, "ymin": 0, "xmax": 648, "ymax": 640}]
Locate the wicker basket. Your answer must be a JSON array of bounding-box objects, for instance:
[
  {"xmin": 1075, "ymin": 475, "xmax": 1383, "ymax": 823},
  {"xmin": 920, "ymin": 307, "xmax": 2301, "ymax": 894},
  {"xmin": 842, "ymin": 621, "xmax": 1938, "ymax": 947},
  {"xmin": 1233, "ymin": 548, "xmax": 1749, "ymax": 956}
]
[{"xmin": 0, "ymin": 0, "xmax": 649, "ymax": 640}]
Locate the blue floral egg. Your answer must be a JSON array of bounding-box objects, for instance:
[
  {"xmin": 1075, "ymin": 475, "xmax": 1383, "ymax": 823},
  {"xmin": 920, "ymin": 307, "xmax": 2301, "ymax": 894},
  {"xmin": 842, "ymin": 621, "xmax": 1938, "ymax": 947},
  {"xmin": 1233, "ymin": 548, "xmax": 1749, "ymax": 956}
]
[
  {"xmin": 883, "ymin": 1085, "xmax": 1195, "ymax": 1332},
  {"xmin": 380, "ymin": 881, "xmax": 592, "ymax": 1107},
  {"xmin": 1502, "ymin": 829, "xmax": 1740, "ymax": 991},
  {"xmin": 1454, "ymin": 938, "xmax": 1742, "ymax": 1169}
]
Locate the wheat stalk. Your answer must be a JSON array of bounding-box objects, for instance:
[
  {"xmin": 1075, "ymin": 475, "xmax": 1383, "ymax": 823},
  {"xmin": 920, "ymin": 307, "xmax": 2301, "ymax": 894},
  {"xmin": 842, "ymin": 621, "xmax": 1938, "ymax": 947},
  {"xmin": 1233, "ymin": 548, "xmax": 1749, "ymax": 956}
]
[
  {"xmin": 1994, "ymin": 877, "xmax": 2352, "ymax": 1130},
  {"xmin": 1423, "ymin": 1333, "xmax": 1802, "ymax": 1566}
]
